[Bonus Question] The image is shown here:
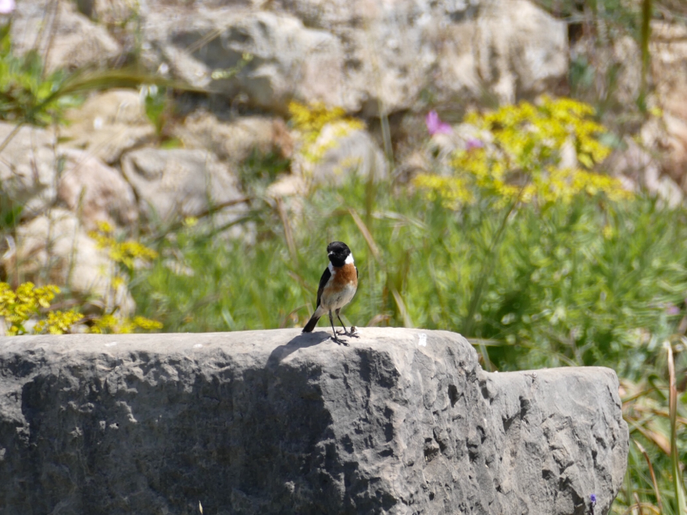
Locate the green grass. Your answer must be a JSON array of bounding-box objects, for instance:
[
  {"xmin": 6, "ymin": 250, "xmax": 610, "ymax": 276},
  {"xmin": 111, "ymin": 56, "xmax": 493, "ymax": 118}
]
[{"xmin": 133, "ymin": 179, "xmax": 682, "ymax": 367}]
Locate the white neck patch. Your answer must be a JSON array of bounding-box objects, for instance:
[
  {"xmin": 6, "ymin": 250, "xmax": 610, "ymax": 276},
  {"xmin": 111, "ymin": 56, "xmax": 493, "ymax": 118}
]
[{"xmin": 345, "ymin": 253, "xmax": 354, "ymax": 265}]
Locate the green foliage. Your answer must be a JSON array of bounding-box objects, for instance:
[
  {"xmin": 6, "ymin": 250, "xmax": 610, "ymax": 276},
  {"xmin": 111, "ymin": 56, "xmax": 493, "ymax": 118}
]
[
  {"xmin": 131, "ymin": 170, "xmax": 681, "ymax": 373},
  {"xmin": 0, "ymin": 192, "xmax": 22, "ymax": 231},
  {"xmin": 0, "ymin": 23, "xmax": 79, "ymax": 125},
  {"xmin": 239, "ymin": 148, "xmax": 291, "ymax": 197},
  {"xmin": 620, "ymin": 342, "xmax": 687, "ymax": 515},
  {"xmin": 143, "ymin": 84, "xmax": 168, "ymax": 135},
  {"xmin": 0, "ymin": 22, "xmax": 197, "ymax": 131}
]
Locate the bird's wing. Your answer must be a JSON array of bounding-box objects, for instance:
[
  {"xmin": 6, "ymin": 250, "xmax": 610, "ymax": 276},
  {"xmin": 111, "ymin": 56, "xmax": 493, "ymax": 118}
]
[
  {"xmin": 316, "ymin": 266, "xmax": 331, "ymax": 308},
  {"xmin": 356, "ymin": 265, "xmax": 358, "ymax": 279}
]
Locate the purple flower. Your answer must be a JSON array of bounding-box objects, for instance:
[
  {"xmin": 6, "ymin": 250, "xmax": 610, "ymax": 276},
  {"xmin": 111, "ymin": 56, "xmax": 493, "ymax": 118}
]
[
  {"xmin": 590, "ymin": 493, "xmax": 597, "ymax": 505},
  {"xmin": 426, "ymin": 110, "xmax": 452, "ymax": 135},
  {"xmin": 666, "ymin": 303, "xmax": 680, "ymax": 316},
  {"xmin": 466, "ymin": 138, "xmax": 484, "ymax": 150},
  {"xmin": 0, "ymin": 0, "xmax": 15, "ymax": 14}
]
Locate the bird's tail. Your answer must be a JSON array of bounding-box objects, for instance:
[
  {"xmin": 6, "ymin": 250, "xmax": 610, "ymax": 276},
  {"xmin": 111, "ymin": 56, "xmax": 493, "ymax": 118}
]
[{"xmin": 303, "ymin": 314, "xmax": 320, "ymax": 333}]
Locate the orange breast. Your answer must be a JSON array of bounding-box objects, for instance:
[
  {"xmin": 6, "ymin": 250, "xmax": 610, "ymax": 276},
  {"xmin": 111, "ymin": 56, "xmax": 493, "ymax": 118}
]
[{"xmin": 333, "ymin": 263, "xmax": 358, "ymax": 286}]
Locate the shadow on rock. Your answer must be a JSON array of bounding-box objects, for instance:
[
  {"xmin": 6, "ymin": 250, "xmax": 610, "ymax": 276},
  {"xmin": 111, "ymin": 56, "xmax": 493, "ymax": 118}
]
[{"xmin": 266, "ymin": 331, "xmax": 333, "ymax": 369}]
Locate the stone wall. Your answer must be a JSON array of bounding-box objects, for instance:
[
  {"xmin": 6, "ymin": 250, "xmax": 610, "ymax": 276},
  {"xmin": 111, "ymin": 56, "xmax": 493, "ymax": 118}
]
[{"xmin": 0, "ymin": 328, "xmax": 628, "ymax": 514}]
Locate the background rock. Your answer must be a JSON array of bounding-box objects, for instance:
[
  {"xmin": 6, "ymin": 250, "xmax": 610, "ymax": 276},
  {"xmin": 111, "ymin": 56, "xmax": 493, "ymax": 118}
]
[
  {"xmin": 276, "ymin": 0, "xmax": 568, "ymax": 112},
  {"xmin": 136, "ymin": 0, "xmax": 568, "ymax": 115},
  {"xmin": 57, "ymin": 148, "xmax": 139, "ymax": 230},
  {"xmin": 0, "ymin": 328, "xmax": 628, "ymax": 514},
  {"xmin": 10, "ymin": 0, "xmax": 121, "ymax": 72},
  {"xmin": 650, "ymin": 21, "xmax": 687, "ymax": 188},
  {"xmin": 144, "ymin": 9, "xmax": 346, "ymax": 112},
  {"xmin": 121, "ymin": 147, "xmax": 246, "ymax": 224},
  {"xmin": 0, "ymin": 123, "xmax": 58, "ymax": 217},
  {"xmin": 439, "ymin": 0, "xmax": 569, "ymax": 104},
  {"xmin": 171, "ymin": 112, "xmax": 291, "ymax": 163},
  {"xmin": 296, "ymin": 122, "xmax": 389, "ymax": 185},
  {"xmin": 61, "ymin": 89, "xmax": 156, "ymax": 165}
]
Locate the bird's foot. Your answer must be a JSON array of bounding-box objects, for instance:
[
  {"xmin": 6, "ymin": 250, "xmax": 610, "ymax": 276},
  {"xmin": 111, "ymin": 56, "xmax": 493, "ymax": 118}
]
[
  {"xmin": 337, "ymin": 326, "xmax": 359, "ymax": 338},
  {"xmin": 331, "ymin": 334, "xmax": 349, "ymax": 346}
]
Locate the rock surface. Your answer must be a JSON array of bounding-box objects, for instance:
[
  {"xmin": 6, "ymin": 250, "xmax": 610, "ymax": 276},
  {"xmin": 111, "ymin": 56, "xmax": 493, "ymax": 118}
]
[
  {"xmin": 121, "ymin": 147, "xmax": 245, "ymax": 223},
  {"xmin": 11, "ymin": 0, "xmax": 121, "ymax": 72},
  {"xmin": 0, "ymin": 328, "xmax": 628, "ymax": 514},
  {"xmin": 61, "ymin": 89, "xmax": 156, "ymax": 165},
  {"xmin": 57, "ymin": 148, "xmax": 139, "ymax": 230},
  {"xmin": 0, "ymin": 122, "xmax": 59, "ymax": 217}
]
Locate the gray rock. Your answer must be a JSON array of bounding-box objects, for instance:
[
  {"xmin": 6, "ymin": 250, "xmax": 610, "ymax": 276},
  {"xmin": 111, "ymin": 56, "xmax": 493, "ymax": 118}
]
[
  {"xmin": 120, "ymin": 147, "xmax": 245, "ymax": 224},
  {"xmin": 143, "ymin": 9, "xmax": 346, "ymax": 112},
  {"xmin": 138, "ymin": 0, "xmax": 567, "ymax": 115},
  {"xmin": 276, "ymin": 0, "xmax": 568, "ymax": 112},
  {"xmin": 57, "ymin": 148, "xmax": 139, "ymax": 230},
  {"xmin": 61, "ymin": 89, "xmax": 156, "ymax": 165},
  {"xmin": 0, "ymin": 122, "xmax": 58, "ymax": 217},
  {"xmin": 171, "ymin": 112, "xmax": 291, "ymax": 164},
  {"xmin": 10, "ymin": 0, "xmax": 121, "ymax": 72},
  {"xmin": 0, "ymin": 328, "xmax": 628, "ymax": 514},
  {"xmin": 295, "ymin": 121, "xmax": 389, "ymax": 185}
]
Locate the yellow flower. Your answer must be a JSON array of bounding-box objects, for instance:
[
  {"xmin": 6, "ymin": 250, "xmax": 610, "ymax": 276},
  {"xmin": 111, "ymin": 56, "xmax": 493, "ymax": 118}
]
[
  {"xmin": 288, "ymin": 101, "xmax": 365, "ymax": 165},
  {"xmin": 183, "ymin": 216, "xmax": 198, "ymax": 227},
  {"xmin": 421, "ymin": 97, "xmax": 630, "ymax": 209},
  {"xmin": 35, "ymin": 310, "xmax": 84, "ymax": 335}
]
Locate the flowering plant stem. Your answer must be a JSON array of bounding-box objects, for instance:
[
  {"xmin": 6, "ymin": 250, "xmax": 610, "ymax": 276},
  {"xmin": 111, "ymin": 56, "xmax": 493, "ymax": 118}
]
[{"xmin": 463, "ymin": 189, "xmax": 524, "ymax": 371}]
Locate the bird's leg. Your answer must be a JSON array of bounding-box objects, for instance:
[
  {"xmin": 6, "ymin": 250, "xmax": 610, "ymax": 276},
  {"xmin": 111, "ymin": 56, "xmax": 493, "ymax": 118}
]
[
  {"xmin": 335, "ymin": 309, "xmax": 359, "ymax": 337},
  {"xmin": 329, "ymin": 311, "xmax": 347, "ymax": 345}
]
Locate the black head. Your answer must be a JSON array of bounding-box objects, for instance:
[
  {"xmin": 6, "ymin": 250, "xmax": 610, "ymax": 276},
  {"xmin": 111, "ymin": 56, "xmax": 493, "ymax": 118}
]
[{"xmin": 327, "ymin": 241, "xmax": 352, "ymax": 267}]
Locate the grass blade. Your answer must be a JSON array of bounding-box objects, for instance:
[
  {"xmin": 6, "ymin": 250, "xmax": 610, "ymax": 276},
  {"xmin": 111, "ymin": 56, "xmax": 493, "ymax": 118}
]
[{"xmin": 665, "ymin": 341, "xmax": 687, "ymax": 514}]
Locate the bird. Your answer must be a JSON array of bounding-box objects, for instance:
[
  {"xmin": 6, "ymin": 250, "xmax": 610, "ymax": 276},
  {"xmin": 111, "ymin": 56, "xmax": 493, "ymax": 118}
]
[{"xmin": 303, "ymin": 241, "xmax": 359, "ymax": 344}]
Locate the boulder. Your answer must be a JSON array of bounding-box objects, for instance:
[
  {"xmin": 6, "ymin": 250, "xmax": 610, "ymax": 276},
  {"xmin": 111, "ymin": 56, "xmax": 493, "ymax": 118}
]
[
  {"xmin": 606, "ymin": 135, "xmax": 684, "ymax": 207},
  {"xmin": 10, "ymin": 0, "xmax": 121, "ymax": 72},
  {"xmin": 295, "ymin": 121, "xmax": 389, "ymax": 185},
  {"xmin": 0, "ymin": 123, "xmax": 58, "ymax": 217},
  {"xmin": 171, "ymin": 112, "xmax": 292, "ymax": 163},
  {"xmin": 138, "ymin": 0, "xmax": 567, "ymax": 115},
  {"xmin": 120, "ymin": 147, "xmax": 246, "ymax": 224},
  {"xmin": 142, "ymin": 9, "xmax": 346, "ymax": 112},
  {"xmin": 650, "ymin": 21, "xmax": 687, "ymax": 187},
  {"xmin": 570, "ymin": 34, "xmax": 641, "ymax": 106},
  {"xmin": 276, "ymin": 0, "xmax": 568, "ymax": 112},
  {"xmin": 651, "ymin": 21, "xmax": 687, "ymax": 122},
  {"xmin": 61, "ymin": 89, "xmax": 156, "ymax": 165},
  {"xmin": 57, "ymin": 148, "xmax": 139, "ymax": 230},
  {"xmin": 0, "ymin": 328, "xmax": 629, "ymax": 514}
]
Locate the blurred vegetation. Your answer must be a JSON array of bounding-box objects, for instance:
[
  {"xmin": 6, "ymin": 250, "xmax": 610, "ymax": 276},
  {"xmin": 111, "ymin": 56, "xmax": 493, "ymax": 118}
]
[
  {"xmin": 0, "ymin": 22, "xmax": 78, "ymax": 126},
  {"xmin": 0, "ymin": 220, "xmax": 162, "ymax": 334},
  {"xmin": 0, "ymin": 2, "xmax": 685, "ymax": 514}
]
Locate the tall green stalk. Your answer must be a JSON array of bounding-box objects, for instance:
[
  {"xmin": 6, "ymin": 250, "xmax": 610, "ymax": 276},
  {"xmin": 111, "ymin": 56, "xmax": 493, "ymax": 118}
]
[
  {"xmin": 462, "ymin": 197, "xmax": 522, "ymax": 372},
  {"xmin": 639, "ymin": 0, "xmax": 653, "ymax": 111},
  {"xmin": 666, "ymin": 342, "xmax": 687, "ymax": 514}
]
